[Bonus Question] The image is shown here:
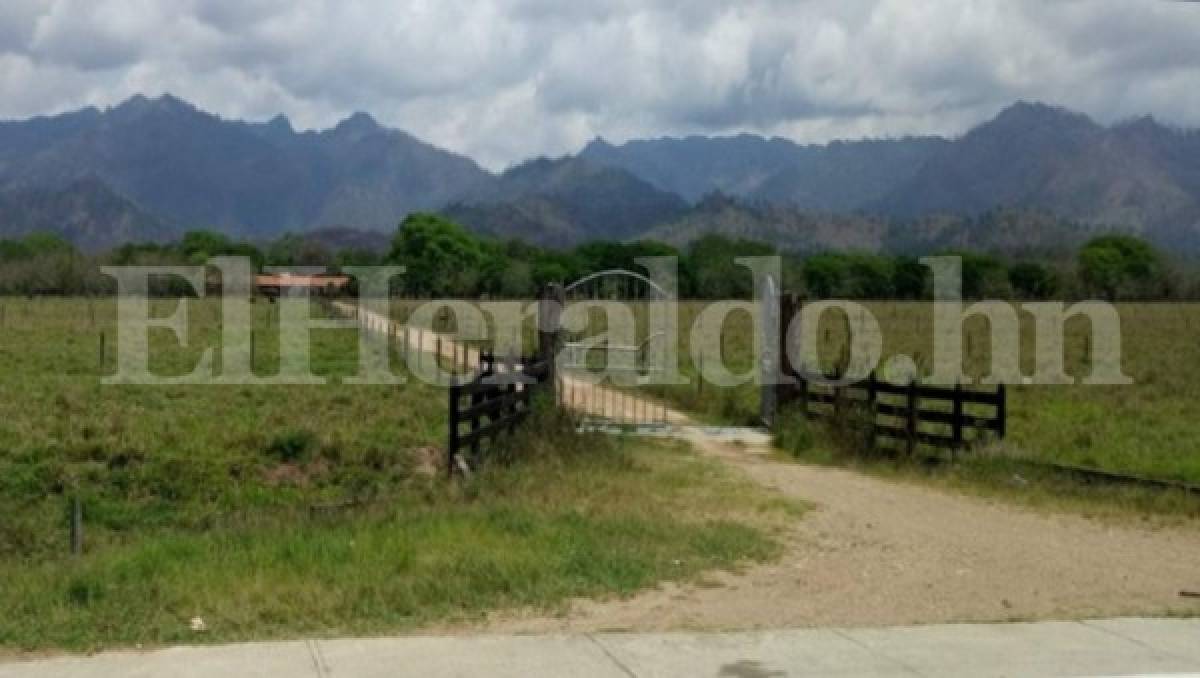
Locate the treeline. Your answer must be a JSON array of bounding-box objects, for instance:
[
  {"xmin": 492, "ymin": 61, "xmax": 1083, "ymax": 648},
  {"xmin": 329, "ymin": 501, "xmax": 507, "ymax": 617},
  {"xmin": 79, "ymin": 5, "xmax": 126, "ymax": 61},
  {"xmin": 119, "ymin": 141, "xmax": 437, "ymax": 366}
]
[
  {"xmin": 0, "ymin": 213, "xmax": 1196, "ymax": 300},
  {"xmin": 383, "ymin": 214, "xmax": 1194, "ymax": 301}
]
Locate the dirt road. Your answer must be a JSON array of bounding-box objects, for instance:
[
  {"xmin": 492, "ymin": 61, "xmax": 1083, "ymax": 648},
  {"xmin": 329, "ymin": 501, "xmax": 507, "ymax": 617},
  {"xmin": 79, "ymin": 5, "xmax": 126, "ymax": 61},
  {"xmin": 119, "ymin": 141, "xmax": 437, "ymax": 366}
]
[{"xmin": 484, "ymin": 431, "xmax": 1200, "ymax": 631}]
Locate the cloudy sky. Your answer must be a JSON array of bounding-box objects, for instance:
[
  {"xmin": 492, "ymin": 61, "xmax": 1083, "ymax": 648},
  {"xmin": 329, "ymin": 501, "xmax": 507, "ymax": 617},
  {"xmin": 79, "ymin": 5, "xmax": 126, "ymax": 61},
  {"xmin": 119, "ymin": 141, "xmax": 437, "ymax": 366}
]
[{"xmin": 1, "ymin": 0, "xmax": 1198, "ymax": 169}]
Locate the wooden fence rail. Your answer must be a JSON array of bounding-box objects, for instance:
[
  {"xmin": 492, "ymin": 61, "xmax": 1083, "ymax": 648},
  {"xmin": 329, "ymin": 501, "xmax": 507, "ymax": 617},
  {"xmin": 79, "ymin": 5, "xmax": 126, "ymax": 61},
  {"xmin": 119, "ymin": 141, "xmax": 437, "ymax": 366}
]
[
  {"xmin": 447, "ymin": 352, "xmax": 553, "ymax": 476},
  {"xmin": 786, "ymin": 372, "xmax": 1006, "ymax": 454}
]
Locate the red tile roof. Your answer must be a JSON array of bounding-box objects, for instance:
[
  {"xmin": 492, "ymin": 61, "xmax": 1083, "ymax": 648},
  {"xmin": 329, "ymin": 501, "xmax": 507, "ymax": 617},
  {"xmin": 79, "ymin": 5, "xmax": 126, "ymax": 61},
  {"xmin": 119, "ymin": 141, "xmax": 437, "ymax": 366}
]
[{"xmin": 255, "ymin": 273, "xmax": 351, "ymax": 288}]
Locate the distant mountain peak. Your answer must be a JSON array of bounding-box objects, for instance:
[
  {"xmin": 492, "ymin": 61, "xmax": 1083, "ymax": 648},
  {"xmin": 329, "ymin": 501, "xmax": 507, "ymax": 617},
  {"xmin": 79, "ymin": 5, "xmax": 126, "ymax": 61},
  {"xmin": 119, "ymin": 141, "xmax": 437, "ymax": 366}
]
[
  {"xmin": 266, "ymin": 113, "xmax": 294, "ymax": 134},
  {"xmin": 582, "ymin": 137, "xmax": 615, "ymax": 152},
  {"xmin": 155, "ymin": 92, "xmax": 192, "ymax": 109},
  {"xmin": 505, "ymin": 155, "xmax": 567, "ymax": 176},
  {"xmin": 986, "ymin": 100, "xmax": 1099, "ymax": 132},
  {"xmin": 332, "ymin": 112, "xmax": 381, "ymax": 137},
  {"xmin": 107, "ymin": 93, "xmax": 200, "ymax": 123}
]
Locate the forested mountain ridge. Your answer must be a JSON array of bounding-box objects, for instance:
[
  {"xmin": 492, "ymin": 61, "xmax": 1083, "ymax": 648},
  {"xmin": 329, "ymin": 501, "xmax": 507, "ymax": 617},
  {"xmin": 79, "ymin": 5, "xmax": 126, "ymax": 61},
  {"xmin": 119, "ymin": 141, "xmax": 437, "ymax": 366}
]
[
  {"xmin": 1, "ymin": 96, "xmax": 1198, "ymax": 252},
  {"xmin": 0, "ymin": 95, "xmax": 491, "ymax": 244},
  {"xmin": 442, "ymin": 156, "xmax": 688, "ymax": 248}
]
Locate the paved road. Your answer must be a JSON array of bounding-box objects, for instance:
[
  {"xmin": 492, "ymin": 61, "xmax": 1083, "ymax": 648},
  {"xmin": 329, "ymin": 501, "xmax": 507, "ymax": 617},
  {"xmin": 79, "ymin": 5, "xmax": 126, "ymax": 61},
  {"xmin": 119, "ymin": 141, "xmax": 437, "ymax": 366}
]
[{"xmin": 3, "ymin": 618, "xmax": 1198, "ymax": 677}]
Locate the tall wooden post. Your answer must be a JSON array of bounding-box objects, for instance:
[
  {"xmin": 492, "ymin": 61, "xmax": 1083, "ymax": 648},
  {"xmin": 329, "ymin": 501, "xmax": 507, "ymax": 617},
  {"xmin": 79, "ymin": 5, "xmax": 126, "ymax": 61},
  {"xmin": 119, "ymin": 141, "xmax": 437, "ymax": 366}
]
[
  {"xmin": 996, "ymin": 384, "xmax": 1007, "ymax": 439},
  {"xmin": 470, "ymin": 360, "xmax": 487, "ymax": 462},
  {"xmin": 952, "ymin": 382, "xmax": 964, "ymax": 452},
  {"xmin": 867, "ymin": 371, "xmax": 878, "ymax": 451},
  {"xmin": 538, "ymin": 283, "xmax": 565, "ymax": 395},
  {"xmin": 447, "ymin": 382, "xmax": 460, "ymax": 478},
  {"xmin": 906, "ymin": 378, "xmax": 919, "ymax": 457}
]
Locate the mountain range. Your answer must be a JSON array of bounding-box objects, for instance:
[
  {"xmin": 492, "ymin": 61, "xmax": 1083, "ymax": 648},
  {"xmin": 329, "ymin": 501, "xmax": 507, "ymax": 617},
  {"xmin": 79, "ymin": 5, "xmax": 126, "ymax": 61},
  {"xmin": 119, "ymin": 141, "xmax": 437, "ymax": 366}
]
[{"xmin": 1, "ymin": 95, "xmax": 1198, "ymax": 253}]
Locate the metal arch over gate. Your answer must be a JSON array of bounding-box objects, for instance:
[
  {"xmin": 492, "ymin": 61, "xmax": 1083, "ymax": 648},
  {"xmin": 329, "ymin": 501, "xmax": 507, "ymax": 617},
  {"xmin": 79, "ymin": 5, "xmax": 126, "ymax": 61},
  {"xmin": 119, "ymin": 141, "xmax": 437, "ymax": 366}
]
[
  {"xmin": 563, "ymin": 269, "xmax": 670, "ymax": 301},
  {"xmin": 558, "ymin": 269, "xmax": 671, "ymax": 430}
]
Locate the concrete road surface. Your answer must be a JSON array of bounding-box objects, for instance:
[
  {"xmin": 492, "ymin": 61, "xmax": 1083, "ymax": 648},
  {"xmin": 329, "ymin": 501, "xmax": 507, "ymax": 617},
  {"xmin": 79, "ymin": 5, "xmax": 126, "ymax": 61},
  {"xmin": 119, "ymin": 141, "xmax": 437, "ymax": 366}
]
[{"xmin": 3, "ymin": 618, "xmax": 1199, "ymax": 677}]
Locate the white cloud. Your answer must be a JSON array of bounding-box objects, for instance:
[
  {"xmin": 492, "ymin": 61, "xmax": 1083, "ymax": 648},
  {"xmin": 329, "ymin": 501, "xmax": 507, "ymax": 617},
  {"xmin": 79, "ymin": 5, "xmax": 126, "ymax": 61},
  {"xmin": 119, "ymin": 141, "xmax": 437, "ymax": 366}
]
[{"xmin": 0, "ymin": 0, "xmax": 1198, "ymax": 169}]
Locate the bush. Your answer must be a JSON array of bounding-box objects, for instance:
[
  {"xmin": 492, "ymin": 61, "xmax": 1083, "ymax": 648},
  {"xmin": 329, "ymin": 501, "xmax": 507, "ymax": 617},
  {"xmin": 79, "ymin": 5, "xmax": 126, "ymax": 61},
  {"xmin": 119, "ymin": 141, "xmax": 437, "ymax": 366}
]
[
  {"xmin": 265, "ymin": 430, "xmax": 317, "ymax": 463},
  {"xmin": 488, "ymin": 392, "xmax": 622, "ymax": 468},
  {"xmin": 774, "ymin": 407, "xmax": 814, "ymax": 457}
]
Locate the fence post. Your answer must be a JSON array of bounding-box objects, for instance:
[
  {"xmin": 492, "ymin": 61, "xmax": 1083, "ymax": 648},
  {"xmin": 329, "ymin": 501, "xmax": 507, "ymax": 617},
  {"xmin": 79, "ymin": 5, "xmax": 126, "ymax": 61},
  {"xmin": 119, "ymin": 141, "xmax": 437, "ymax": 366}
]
[
  {"xmin": 98, "ymin": 331, "xmax": 105, "ymax": 371},
  {"xmin": 867, "ymin": 371, "xmax": 878, "ymax": 451},
  {"xmin": 447, "ymin": 381, "xmax": 460, "ymax": 478},
  {"xmin": 906, "ymin": 378, "xmax": 918, "ymax": 456},
  {"xmin": 952, "ymin": 382, "xmax": 964, "ymax": 458},
  {"xmin": 538, "ymin": 283, "xmax": 565, "ymax": 396},
  {"xmin": 469, "ymin": 389, "xmax": 483, "ymax": 463},
  {"xmin": 475, "ymin": 353, "xmax": 496, "ymax": 462},
  {"xmin": 996, "ymin": 384, "xmax": 1007, "ymax": 439}
]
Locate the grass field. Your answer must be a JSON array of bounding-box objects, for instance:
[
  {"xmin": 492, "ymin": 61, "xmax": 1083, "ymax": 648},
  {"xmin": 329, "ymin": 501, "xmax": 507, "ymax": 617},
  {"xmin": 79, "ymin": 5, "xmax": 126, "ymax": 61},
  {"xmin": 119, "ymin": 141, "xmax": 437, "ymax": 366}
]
[
  {"xmin": 0, "ymin": 297, "xmax": 798, "ymax": 651},
  {"xmin": 4, "ymin": 294, "xmax": 1196, "ymax": 648}
]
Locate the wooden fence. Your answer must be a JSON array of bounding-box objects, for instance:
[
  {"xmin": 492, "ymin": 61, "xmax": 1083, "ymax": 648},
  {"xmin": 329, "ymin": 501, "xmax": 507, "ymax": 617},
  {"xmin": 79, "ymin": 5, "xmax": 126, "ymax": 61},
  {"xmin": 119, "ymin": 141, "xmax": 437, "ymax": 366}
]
[
  {"xmin": 446, "ymin": 352, "xmax": 554, "ymax": 475},
  {"xmin": 787, "ymin": 372, "xmax": 1006, "ymax": 454}
]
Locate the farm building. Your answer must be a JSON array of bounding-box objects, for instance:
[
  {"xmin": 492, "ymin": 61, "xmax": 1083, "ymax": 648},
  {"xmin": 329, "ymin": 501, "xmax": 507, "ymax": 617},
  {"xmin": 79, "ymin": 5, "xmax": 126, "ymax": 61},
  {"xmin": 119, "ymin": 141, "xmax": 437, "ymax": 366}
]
[{"xmin": 254, "ymin": 273, "xmax": 351, "ymax": 298}]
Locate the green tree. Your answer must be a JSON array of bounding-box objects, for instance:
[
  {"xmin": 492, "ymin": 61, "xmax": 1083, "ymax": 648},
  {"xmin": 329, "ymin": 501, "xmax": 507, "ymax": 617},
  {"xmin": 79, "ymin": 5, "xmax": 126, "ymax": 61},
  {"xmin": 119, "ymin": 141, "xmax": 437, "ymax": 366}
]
[
  {"xmin": 941, "ymin": 251, "xmax": 1009, "ymax": 299},
  {"xmin": 180, "ymin": 230, "xmax": 233, "ymax": 264},
  {"xmin": 389, "ymin": 213, "xmax": 486, "ymax": 297},
  {"xmin": 531, "ymin": 251, "xmax": 580, "ymax": 289},
  {"xmin": 802, "ymin": 253, "xmax": 849, "ymax": 298},
  {"xmin": 891, "ymin": 257, "xmax": 929, "ymax": 300},
  {"xmin": 0, "ymin": 239, "xmax": 33, "ymax": 262},
  {"xmin": 845, "ymin": 254, "xmax": 894, "ymax": 298},
  {"xmin": 1008, "ymin": 261, "xmax": 1059, "ymax": 299},
  {"xmin": 688, "ymin": 235, "xmax": 774, "ymax": 299},
  {"xmin": 21, "ymin": 232, "xmax": 74, "ymax": 256},
  {"xmin": 1078, "ymin": 235, "xmax": 1161, "ymax": 300}
]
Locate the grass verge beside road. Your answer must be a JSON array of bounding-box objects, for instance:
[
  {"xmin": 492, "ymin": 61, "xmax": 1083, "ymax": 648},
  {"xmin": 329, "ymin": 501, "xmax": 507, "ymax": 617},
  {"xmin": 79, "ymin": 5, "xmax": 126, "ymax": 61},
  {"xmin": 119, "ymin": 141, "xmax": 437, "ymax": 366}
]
[{"xmin": 0, "ymin": 416, "xmax": 795, "ymax": 652}]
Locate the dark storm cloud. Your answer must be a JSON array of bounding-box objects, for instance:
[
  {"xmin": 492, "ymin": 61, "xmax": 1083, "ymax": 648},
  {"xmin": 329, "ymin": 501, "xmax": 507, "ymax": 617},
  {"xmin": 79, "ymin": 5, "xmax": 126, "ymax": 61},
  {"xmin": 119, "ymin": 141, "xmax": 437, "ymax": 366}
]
[{"xmin": 0, "ymin": 0, "xmax": 1198, "ymax": 169}]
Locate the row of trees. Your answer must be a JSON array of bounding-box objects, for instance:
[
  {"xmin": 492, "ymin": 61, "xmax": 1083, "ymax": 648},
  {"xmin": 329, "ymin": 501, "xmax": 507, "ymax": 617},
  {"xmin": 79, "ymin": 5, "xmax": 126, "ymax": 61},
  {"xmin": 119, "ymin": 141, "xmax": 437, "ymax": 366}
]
[
  {"xmin": 383, "ymin": 214, "xmax": 1184, "ymax": 301},
  {"xmin": 0, "ymin": 214, "xmax": 1192, "ymax": 300}
]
